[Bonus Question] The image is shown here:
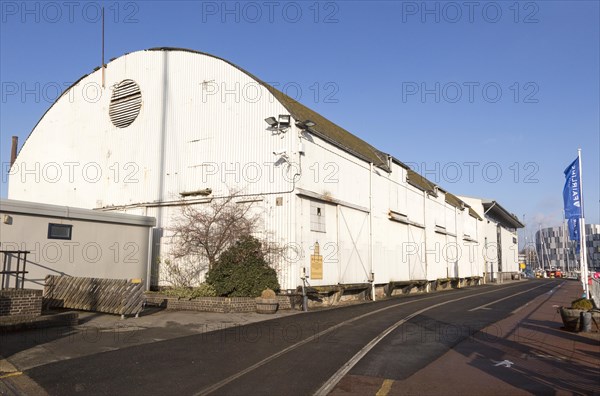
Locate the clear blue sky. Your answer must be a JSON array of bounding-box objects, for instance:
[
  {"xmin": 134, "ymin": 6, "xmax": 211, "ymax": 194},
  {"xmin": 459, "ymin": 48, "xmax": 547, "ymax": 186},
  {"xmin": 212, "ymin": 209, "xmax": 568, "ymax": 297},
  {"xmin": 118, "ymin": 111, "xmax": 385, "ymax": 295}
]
[{"xmin": 1, "ymin": 1, "xmax": 599, "ymax": 243}]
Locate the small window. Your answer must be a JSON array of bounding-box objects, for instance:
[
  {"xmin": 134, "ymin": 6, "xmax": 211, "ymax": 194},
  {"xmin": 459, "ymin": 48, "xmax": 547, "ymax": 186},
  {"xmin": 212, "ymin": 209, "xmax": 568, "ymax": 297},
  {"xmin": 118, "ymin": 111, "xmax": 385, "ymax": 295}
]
[
  {"xmin": 48, "ymin": 224, "xmax": 73, "ymax": 240},
  {"xmin": 310, "ymin": 202, "xmax": 326, "ymax": 233}
]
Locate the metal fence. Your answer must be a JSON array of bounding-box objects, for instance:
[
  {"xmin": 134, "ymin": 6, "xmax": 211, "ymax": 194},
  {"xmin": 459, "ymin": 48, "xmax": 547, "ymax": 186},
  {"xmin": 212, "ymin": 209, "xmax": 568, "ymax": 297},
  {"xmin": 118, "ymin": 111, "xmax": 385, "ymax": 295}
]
[
  {"xmin": 591, "ymin": 278, "xmax": 600, "ymax": 309},
  {"xmin": 1, "ymin": 250, "xmax": 31, "ymax": 290}
]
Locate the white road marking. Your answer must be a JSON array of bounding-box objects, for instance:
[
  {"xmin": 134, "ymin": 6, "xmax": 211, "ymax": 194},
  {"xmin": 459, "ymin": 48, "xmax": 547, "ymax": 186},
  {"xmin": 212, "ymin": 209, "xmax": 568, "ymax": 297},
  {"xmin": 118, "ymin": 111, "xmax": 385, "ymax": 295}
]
[
  {"xmin": 513, "ymin": 283, "xmax": 565, "ymax": 315},
  {"xmin": 493, "ymin": 360, "xmax": 514, "ymax": 367},
  {"xmin": 195, "ymin": 292, "xmax": 453, "ymax": 396},
  {"xmin": 313, "ymin": 283, "xmax": 540, "ymax": 396},
  {"xmin": 194, "ymin": 282, "xmax": 534, "ymax": 396},
  {"xmin": 511, "ymin": 300, "xmax": 533, "ymax": 314},
  {"xmin": 469, "ymin": 282, "xmax": 553, "ymax": 312}
]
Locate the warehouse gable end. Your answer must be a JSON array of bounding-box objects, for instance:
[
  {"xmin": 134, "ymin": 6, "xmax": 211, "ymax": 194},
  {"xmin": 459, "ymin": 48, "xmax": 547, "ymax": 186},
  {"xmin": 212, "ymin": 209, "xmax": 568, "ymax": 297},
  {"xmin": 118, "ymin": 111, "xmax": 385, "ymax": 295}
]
[{"xmin": 7, "ymin": 47, "xmax": 525, "ymax": 294}]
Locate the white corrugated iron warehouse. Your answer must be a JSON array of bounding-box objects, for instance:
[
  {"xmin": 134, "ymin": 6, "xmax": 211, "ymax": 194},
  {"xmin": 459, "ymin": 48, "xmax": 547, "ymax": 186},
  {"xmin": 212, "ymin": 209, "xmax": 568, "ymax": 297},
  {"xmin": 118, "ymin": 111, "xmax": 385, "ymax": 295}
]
[{"xmin": 6, "ymin": 48, "xmax": 524, "ymax": 296}]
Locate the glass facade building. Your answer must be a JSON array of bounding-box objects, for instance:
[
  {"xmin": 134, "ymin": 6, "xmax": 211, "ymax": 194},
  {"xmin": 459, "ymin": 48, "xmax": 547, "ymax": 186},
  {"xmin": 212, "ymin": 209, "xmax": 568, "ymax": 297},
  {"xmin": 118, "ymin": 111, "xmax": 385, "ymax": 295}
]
[{"xmin": 535, "ymin": 224, "xmax": 600, "ymax": 271}]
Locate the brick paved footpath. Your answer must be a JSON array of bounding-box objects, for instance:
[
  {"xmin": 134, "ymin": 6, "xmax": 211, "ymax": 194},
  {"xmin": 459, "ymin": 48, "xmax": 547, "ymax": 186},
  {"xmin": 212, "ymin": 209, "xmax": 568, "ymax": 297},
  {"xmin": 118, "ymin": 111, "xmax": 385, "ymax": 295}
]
[{"xmin": 333, "ymin": 280, "xmax": 600, "ymax": 396}]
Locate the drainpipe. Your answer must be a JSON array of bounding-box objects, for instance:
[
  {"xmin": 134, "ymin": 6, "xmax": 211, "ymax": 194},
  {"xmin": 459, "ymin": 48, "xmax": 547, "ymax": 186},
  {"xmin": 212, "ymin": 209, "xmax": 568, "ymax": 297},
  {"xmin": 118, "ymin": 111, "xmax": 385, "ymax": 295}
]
[
  {"xmin": 423, "ymin": 190, "xmax": 428, "ymax": 286},
  {"xmin": 369, "ymin": 163, "xmax": 375, "ymax": 301},
  {"xmin": 145, "ymin": 227, "xmax": 153, "ymax": 291},
  {"xmin": 483, "ymin": 202, "xmax": 497, "ymax": 282},
  {"xmin": 454, "ymin": 205, "xmax": 458, "ymax": 280},
  {"xmin": 301, "ymin": 267, "xmax": 308, "ymax": 312}
]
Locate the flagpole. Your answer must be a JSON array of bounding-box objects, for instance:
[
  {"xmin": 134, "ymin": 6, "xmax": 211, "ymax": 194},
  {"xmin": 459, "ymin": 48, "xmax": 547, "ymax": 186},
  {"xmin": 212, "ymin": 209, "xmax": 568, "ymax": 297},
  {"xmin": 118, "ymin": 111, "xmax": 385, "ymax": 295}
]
[
  {"xmin": 578, "ymin": 148, "xmax": 589, "ymax": 299},
  {"xmin": 101, "ymin": 7, "xmax": 105, "ymax": 88}
]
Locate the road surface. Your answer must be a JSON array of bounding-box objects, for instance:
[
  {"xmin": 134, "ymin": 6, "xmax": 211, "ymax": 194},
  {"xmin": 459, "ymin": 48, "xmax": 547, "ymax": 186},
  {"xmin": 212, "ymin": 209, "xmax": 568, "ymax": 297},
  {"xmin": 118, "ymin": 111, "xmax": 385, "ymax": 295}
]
[{"xmin": 21, "ymin": 280, "xmax": 564, "ymax": 395}]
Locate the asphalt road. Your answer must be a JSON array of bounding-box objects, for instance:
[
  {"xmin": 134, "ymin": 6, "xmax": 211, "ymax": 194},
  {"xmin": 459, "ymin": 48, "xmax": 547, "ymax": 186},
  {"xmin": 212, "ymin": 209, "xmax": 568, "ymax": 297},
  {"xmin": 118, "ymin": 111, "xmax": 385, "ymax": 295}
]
[{"xmin": 23, "ymin": 280, "xmax": 561, "ymax": 395}]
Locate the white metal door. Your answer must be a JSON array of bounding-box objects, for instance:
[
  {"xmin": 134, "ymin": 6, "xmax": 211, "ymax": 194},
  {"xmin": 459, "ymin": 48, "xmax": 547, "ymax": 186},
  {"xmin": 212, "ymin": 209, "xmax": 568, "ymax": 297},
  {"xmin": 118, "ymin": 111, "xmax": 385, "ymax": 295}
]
[{"xmin": 337, "ymin": 206, "xmax": 370, "ymax": 284}]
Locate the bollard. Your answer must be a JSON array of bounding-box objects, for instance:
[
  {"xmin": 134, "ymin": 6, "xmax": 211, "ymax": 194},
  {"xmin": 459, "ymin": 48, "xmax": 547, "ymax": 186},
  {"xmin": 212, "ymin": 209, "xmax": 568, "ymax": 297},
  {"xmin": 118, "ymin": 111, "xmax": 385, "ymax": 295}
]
[{"xmin": 581, "ymin": 311, "xmax": 592, "ymax": 332}]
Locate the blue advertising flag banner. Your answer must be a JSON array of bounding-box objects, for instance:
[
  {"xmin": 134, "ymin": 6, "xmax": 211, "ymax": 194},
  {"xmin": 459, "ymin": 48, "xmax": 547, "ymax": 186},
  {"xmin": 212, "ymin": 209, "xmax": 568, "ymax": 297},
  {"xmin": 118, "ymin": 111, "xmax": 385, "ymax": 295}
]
[
  {"xmin": 563, "ymin": 158, "xmax": 582, "ymax": 219},
  {"xmin": 567, "ymin": 217, "xmax": 580, "ymax": 242}
]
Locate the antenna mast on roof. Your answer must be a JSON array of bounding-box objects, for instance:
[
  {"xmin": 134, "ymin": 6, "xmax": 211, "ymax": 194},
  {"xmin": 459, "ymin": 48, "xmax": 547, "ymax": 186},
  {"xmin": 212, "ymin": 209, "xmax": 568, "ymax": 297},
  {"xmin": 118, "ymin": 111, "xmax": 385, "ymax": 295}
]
[{"xmin": 101, "ymin": 7, "xmax": 105, "ymax": 88}]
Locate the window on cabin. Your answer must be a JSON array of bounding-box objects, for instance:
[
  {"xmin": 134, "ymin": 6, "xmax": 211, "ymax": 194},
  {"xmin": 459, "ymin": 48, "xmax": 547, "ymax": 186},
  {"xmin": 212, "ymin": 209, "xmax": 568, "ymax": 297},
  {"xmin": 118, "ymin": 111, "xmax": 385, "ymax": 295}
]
[{"xmin": 48, "ymin": 224, "xmax": 73, "ymax": 240}]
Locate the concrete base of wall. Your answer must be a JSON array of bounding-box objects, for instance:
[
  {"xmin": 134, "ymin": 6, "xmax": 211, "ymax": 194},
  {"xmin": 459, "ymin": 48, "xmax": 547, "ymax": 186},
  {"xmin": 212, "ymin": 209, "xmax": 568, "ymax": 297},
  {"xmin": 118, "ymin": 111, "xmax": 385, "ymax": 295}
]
[
  {"xmin": 145, "ymin": 278, "xmax": 491, "ymax": 312},
  {"xmin": 299, "ymin": 284, "xmax": 372, "ymax": 308},
  {"xmin": 374, "ymin": 277, "xmax": 483, "ymax": 299}
]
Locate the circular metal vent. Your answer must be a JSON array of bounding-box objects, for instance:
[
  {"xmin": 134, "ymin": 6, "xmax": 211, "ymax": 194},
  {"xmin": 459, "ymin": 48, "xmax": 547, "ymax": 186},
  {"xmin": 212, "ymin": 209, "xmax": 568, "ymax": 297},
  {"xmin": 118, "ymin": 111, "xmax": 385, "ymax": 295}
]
[{"xmin": 109, "ymin": 79, "xmax": 142, "ymax": 128}]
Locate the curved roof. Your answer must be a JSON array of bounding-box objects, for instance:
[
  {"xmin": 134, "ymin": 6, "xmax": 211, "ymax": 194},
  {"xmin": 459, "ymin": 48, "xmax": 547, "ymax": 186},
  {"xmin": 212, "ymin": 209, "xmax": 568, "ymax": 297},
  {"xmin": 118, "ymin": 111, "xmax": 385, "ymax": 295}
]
[
  {"xmin": 17, "ymin": 47, "xmax": 476, "ymax": 209},
  {"xmin": 20, "ymin": 47, "xmax": 390, "ymax": 172},
  {"xmin": 146, "ymin": 47, "xmax": 391, "ymax": 171}
]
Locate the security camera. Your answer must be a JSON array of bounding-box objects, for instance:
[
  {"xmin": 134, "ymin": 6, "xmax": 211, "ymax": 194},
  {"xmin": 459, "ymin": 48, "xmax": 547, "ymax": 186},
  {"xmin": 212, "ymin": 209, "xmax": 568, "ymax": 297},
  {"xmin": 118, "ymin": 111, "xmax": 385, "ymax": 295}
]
[{"xmin": 273, "ymin": 150, "xmax": 287, "ymax": 156}]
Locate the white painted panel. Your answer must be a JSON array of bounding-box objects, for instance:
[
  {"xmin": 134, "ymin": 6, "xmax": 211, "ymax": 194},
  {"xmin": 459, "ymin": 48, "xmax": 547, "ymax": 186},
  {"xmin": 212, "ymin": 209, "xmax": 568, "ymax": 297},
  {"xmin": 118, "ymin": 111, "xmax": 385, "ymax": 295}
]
[
  {"xmin": 464, "ymin": 214, "xmax": 477, "ymax": 239},
  {"xmin": 501, "ymin": 227, "xmax": 519, "ymax": 273},
  {"xmin": 446, "ymin": 206, "xmax": 456, "ymax": 234},
  {"xmin": 407, "ymin": 189, "xmax": 424, "ymax": 225},
  {"xmin": 407, "ymin": 226, "xmax": 426, "ymax": 280},
  {"xmin": 296, "ymin": 197, "xmax": 337, "ymax": 288},
  {"xmin": 431, "ymin": 232, "xmax": 449, "ymax": 279},
  {"xmin": 372, "ymin": 220, "xmax": 410, "ymax": 283},
  {"xmin": 297, "ymin": 134, "xmax": 371, "ymax": 209},
  {"xmin": 337, "ymin": 206, "xmax": 370, "ymax": 284},
  {"xmin": 433, "ymin": 202, "xmax": 445, "ymax": 228}
]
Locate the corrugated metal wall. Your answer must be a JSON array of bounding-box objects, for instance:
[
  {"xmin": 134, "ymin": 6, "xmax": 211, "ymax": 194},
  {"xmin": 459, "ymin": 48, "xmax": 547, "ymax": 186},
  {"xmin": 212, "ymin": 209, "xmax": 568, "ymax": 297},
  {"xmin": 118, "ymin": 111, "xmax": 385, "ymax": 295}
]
[{"xmin": 9, "ymin": 49, "xmax": 519, "ymax": 291}]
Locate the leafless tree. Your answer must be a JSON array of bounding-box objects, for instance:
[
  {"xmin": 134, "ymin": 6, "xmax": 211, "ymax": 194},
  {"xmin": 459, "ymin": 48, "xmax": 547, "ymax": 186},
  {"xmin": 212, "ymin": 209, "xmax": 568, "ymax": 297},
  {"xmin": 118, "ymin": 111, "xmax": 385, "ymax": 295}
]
[
  {"xmin": 160, "ymin": 257, "xmax": 205, "ymax": 288},
  {"xmin": 169, "ymin": 193, "xmax": 262, "ymax": 272}
]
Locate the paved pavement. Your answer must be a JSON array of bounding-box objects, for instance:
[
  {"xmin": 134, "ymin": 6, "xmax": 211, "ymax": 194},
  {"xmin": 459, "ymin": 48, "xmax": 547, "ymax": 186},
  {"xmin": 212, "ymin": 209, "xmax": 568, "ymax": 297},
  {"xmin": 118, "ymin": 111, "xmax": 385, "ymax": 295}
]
[
  {"xmin": 1, "ymin": 308, "xmax": 298, "ymax": 372},
  {"xmin": 1, "ymin": 280, "xmax": 598, "ymax": 395},
  {"xmin": 0, "ymin": 307, "xmax": 298, "ymax": 395},
  {"xmin": 331, "ymin": 280, "xmax": 600, "ymax": 395}
]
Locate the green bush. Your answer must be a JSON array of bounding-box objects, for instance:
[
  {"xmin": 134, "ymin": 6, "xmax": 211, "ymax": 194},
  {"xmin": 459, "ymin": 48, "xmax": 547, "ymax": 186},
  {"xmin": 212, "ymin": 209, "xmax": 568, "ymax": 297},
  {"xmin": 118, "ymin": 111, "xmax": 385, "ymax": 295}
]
[
  {"xmin": 162, "ymin": 283, "xmax": 217, "ymax": 299},
  {"xmin": 206, "ymin": 235, "xmax": 280, "ymax": 297},
  {"xmin": 571, "ymin": 298, "xmax": 593, "ymax": 311},
  {"xmin": 191, "ymin": 283, "xmax": 218, "ymax": 298}
]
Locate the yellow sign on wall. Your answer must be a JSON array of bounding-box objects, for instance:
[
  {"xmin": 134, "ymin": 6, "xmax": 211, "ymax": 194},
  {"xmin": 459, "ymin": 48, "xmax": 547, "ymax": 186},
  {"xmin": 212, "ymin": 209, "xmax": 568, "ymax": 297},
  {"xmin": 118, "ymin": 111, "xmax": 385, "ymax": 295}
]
[{"xmin": 310, "ymin": 242, "xmax": 323, "ymax": 280}]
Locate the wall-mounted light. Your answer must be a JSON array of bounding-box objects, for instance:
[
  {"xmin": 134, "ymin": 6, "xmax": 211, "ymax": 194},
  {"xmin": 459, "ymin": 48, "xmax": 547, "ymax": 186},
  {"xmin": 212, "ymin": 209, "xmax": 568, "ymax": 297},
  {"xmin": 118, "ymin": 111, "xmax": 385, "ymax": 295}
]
[
  {"xmin": 295, "ymin": 119, "xmax": 316, "ymax": 129},
  {"xmin": 278, "ymin": 115, "xmax": 291, "ymax": 128},
  {"xmin": 265, "ymin": 115, "xmax": 292, "ymax": 137},
  {"xmin": 265, "ymin": 117, "xmax": 278, "ymax": 127}
]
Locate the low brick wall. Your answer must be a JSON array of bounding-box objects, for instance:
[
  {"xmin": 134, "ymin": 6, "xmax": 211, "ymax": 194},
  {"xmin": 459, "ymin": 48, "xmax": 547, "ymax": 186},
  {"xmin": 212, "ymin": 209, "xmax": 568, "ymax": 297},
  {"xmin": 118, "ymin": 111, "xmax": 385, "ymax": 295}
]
[
  {"xmin": 145, "ymin": 294, "xmax": 293, "ymax": 313},
  {"xmin": 0, "ymin": 289, "xmax": 42, "ymax": 318}
]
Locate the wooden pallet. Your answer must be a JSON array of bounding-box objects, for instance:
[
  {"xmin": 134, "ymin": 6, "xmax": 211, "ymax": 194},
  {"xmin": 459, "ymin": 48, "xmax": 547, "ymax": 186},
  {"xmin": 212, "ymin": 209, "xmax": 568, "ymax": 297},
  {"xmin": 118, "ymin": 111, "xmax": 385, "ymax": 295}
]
[{"xmin": 44, "ymin": 275, "xmax": 144, "ymax": 318}]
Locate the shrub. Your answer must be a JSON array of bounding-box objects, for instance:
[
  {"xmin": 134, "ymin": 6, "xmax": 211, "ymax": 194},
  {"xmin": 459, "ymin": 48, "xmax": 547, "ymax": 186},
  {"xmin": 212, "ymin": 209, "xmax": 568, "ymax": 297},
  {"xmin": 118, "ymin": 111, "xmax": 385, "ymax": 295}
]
[
  {"xmin": 191, "ymin": 283, "xmax": 218, "ymax": 298},
  {"xmin": 571, "ymin": 298, "xmax": 593, "ymax": 311},
  {"xmin": 260, "ymin": 288, "xmax": 276, "ymax": 299},
  {"xmin": 162, "ymin": 283, "xmax": 217, "ymax": 299},
  {"xmin": 206, "ymin": 235, "xmax": 280, "ymax": 297}
]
